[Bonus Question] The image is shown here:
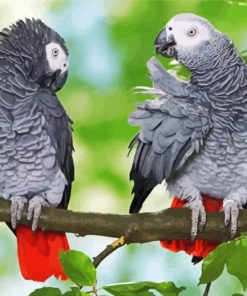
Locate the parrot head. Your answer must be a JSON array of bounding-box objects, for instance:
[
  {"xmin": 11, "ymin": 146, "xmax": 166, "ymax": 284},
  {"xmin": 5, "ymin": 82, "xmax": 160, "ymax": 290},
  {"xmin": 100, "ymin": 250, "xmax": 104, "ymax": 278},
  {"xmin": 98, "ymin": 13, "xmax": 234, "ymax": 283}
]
[
  {"xmin": 0, "ymin": 18, "xmax": 69, "ymax": 92},
  {"xmin": 154, "ymin": 13, "xmax": 232, "ymax": 70}
]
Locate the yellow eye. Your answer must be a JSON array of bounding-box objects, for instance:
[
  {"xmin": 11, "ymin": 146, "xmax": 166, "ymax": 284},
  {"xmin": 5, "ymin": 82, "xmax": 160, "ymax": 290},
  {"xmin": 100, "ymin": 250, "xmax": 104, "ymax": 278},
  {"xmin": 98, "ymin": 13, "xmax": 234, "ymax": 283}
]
[
  {"xmin": 188, "ymin": 28, "xmax": 196, "ymax": 36},
  {"xmin": 52, "ymin": 48, "xmax": 59, "ymax": 57}
]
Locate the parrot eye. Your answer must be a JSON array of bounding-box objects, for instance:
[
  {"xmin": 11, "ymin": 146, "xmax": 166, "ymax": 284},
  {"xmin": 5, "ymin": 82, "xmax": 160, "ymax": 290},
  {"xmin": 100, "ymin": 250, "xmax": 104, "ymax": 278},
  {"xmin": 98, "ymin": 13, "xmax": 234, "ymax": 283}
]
[
  {"xmin": 52, "ymin": 48, "xmax": 59, "ymax": 57},
  {"xmin": 187, "ymin": 28, "xmax": 196, "ymax": 36}
]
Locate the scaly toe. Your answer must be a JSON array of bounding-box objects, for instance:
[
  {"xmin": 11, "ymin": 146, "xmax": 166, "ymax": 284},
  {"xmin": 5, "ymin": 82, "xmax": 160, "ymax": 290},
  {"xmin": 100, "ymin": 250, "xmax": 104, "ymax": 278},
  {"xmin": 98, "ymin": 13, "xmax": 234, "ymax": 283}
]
[
  {"xmin": 184, "ymin": 198, "xmax": 206, "ymax": 241},
  {"xmin": 27, "ymin": 195, "xmax": 49, "ymax": 231},
  {"xmin": 10, "ymin": 196, "xmax": 27, "ymax": 229},
  {"xmin": 223, "ymin": 200, "xmax": 240, "ymax": 238}
]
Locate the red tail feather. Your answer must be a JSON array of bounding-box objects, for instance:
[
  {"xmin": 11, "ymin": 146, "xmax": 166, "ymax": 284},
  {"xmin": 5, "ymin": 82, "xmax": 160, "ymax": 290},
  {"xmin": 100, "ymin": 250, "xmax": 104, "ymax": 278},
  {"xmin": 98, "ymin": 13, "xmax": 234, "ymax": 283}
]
[
  {"xmin": 160, "ymin": 195, "xmax": 222, "ymax": 258},
  {"xmin": 16, "ymin": 225, "xmax": 69, "ymax": 282}
]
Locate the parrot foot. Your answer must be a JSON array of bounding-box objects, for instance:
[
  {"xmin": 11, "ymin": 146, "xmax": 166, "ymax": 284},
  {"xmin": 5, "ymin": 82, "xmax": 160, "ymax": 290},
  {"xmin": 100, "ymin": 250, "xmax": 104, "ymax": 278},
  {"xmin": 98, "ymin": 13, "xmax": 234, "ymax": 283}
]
[
  {"xmin": 223, "ymin": 200, "xmax": 241, "ymax": 238},
  {"xmin": 27, "ymin": 195, "xmax": 49, "ymax": 231},
  {"xmin": 10, "ymin": 196, "xmax": 28, "ymax": 229},
  {"xmin": 184, "ymin": 197, "xmax": 206, "ymax": 241}
]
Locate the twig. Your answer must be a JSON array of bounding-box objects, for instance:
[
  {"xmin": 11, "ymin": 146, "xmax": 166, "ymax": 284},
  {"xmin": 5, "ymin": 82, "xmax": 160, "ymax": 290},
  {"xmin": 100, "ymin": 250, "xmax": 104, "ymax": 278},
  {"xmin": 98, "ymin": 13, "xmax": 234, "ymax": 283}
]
[
  {"xmin": 93, "ymin": 236, "xmax": 126, "ymax": 268},
  {"xmin": 92, "ymin": 284, "xmax": 97, "ymax": 296},
  {"xmin": 203, "ymin": 282, "xmax": 212, "ymax": 296}
]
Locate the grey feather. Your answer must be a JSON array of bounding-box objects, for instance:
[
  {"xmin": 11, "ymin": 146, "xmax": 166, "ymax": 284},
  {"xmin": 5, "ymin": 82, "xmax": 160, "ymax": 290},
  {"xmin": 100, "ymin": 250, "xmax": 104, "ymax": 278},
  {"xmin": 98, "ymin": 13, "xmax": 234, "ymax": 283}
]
[
  {"xmin": 146, "ymin": 57, "xmax": 196, "ymax": 97},
  {"xmin": 0, "ymin": 18, "xmax": 73, "ymax": 212},
  {"xmin": 129, "ymin": 93, "xmax": 211, "ymax": 213}
]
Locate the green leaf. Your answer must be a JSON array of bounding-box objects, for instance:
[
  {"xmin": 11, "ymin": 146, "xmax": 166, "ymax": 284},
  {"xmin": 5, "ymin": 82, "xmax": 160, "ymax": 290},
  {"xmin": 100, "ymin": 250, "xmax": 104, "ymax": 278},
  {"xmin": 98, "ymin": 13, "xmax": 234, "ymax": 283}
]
[
  {"xmin": 200, "ymin": 238, "xmax": 247, "ymax": 290},
  {"xmin": 103, "ymin": 281, "xmax": 185, "ymax": 296},
  {"xmin": 29, "ymin": 287, "xmax": 62, "ymax": 296},
  {"xmin": 227, "ymin": 240, "xmax": 247, "ymax": 276},
  {"xmin": 232, "ymin": 294, "xmax": 245, "ymax": 296},
  {"xmin": 153, "ymin": 282, "xmax": 185, "ymax": 296},
  {"xmin": 199, "ymin": 242, "xmax": 233, "ymax": 284},
  {"xmin": 63, "ymin": 287, "xmax": 86, "ymax": 296},
  {"xmin": 227, "ymin": 240, "xmax": 247, "ymax": 290},
  {"xmin": 59, "ymin": 250, "xmax": 96, "ymax": 286}
]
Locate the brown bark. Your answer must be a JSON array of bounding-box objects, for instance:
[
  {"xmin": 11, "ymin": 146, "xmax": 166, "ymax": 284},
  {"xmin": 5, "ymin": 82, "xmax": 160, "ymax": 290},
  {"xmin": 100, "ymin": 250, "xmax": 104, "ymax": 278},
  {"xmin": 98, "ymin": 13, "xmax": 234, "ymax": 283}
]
[{"xmin": 0, "ymin": 198, "xmax": 244, "ymax": 243}]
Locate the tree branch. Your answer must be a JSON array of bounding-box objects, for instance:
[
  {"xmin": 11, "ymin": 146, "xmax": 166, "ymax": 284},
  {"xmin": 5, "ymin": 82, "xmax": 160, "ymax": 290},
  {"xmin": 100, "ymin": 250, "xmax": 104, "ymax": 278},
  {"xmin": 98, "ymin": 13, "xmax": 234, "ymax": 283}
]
[
  {"xmin": 0, "ymin": 198, "xmax": 246, "ymax": 242},
  {"xmin": 93, "ymin": 236, "xmax": 125, "ymax": 268}
]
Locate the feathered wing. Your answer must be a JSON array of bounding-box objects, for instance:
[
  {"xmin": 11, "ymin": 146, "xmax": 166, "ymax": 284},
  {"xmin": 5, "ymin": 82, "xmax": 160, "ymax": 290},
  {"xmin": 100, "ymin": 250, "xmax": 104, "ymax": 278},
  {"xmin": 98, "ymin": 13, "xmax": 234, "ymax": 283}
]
[
  {"xmin": 16, "ymin": 89, "xmax": 74, "ymax": 281},
  {"xmin": 0, "ymin": 43, "xmax": 38, "ymax": 234},
  {"xmin": 129, "ymin": 58, "xmax": 211, "ymax": 213},
  {"xmin": 35, "ymin": 89, "xmax": 74, "ymax": 208}
]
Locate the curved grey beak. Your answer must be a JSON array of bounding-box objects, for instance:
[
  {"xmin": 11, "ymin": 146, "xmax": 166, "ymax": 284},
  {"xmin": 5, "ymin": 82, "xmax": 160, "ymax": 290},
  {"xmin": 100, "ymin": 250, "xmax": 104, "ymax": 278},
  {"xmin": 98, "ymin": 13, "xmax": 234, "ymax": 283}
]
[
  {"xmin": 154, "ymin": 28, "xmax": 176, "ymax": 57},
  {"xmin": 55, "ymin": 70, "xmax": 68, "ymax": 91}
]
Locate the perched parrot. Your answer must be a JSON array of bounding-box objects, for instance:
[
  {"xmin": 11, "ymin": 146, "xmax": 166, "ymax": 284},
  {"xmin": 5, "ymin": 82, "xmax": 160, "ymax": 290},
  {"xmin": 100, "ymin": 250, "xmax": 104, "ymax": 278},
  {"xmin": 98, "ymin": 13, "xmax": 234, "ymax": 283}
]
[
  {"xmin": 128, "ymin": 13, "xmax": 247, "ymax": 262},
  {"xmin": 0, "ymin": 19, "xmax": 74, "ymax": 281}
]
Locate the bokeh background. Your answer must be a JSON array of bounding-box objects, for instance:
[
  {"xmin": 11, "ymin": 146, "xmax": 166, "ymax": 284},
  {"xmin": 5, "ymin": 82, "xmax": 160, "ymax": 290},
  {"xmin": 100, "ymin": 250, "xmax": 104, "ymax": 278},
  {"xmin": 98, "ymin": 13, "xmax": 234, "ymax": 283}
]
[{"xmin": 0, "ymin": 0, "xmax": 246, "ymax": 295}]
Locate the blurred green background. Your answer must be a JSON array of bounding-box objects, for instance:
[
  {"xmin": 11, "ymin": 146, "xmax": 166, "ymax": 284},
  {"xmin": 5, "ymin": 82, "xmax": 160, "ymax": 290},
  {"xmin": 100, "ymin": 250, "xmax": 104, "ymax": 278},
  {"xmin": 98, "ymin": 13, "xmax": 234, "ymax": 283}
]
[{"xmin": 0, "ymin": 0, "xmax": 246, "ymax": 295}]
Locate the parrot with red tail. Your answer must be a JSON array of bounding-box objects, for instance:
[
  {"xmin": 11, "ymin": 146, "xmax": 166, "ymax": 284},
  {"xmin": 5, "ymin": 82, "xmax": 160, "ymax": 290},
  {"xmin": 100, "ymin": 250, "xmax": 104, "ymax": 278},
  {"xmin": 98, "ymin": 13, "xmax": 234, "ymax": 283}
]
[
  {"xmin": 0, "ymin": 18, "xmax": 74, "ymax": 281},
  {"xmin": 128, "ymin": 13, "xmax": 247, "ymax": 263}
]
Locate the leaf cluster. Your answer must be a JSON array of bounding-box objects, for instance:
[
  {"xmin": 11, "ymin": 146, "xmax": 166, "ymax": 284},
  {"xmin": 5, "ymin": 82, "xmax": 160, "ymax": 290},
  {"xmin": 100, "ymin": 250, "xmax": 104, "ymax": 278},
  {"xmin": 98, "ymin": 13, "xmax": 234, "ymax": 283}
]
[
  {"xmin": 200, "ymin": 237, "xmax": 247, "ymax": 295},
  {"xmin": 29, "ymin": 250, "xmax": 184, "ymax": 296}
]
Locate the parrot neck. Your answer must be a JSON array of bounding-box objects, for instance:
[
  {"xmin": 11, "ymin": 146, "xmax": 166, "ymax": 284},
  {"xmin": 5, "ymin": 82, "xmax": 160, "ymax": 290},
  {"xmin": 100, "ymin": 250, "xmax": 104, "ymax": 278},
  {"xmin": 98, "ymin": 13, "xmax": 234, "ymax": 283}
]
[
  {"xmin": 189, "ymin": 45, "xmax": 245, "ymax": 94},
  {"xmin": 178, "ymin": 33, "xmax": 246, "ymax": 94}
]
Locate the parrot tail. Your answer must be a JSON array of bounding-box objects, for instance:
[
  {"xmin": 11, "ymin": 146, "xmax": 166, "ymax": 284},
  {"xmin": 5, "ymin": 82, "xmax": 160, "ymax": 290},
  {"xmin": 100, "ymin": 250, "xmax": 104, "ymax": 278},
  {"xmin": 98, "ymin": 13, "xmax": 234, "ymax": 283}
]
[
  {"xmin": 16, "ymin": 225, "xmax": 69, "ymax": 282},
  {"xmin": 160, "ymin": 195, "xmax": 222, "ymax": 259}
]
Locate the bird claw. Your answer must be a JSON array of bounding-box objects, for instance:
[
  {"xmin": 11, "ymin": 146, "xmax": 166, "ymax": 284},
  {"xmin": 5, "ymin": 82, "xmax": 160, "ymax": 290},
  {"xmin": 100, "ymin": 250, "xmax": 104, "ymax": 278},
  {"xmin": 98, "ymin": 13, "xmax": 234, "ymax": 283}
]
[
  {"xmin": 184, "ymin": 198, "xmax": 206, "ymax": 241},
  {"xmin": 223, "ymin": 200, "xmax": 240, "ymax": 238},
  {"xmin": 27, "ymin": 195, "xmax": 49, "ymax": 231},
  {"xmin": 10, "ymin": 196, "xmax": 27, "ymax": 229}
]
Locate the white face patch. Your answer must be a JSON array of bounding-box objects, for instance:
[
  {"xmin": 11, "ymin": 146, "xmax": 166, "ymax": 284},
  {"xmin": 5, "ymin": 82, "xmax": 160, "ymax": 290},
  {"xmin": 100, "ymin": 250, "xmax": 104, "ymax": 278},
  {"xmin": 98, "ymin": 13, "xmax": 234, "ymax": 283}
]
[
  {"xmin": 165, "ymin": 19, "xmax": 211, "ymax": 49},
  {"xmin": 45, "ymin": 42, "xmax": 68, "ymax": 74}
]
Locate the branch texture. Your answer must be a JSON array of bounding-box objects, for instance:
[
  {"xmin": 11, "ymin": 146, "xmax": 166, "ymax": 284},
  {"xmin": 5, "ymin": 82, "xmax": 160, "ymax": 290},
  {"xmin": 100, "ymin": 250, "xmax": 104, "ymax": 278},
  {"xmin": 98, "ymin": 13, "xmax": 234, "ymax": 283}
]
[{"xmin": 0, "ymin": 198, "xmax": 246, "ymax": 242}]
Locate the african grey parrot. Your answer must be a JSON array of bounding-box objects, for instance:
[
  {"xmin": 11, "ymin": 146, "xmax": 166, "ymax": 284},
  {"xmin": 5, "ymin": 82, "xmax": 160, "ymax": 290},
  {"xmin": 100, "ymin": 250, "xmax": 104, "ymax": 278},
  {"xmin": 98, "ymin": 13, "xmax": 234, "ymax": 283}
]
[
  {"xmin": 129, "ymin": 13, "xmax": 247, "ymax": 243},
  {"xmin": 0, "ymin": 19, "xmax": 74, "ymax": 281}
]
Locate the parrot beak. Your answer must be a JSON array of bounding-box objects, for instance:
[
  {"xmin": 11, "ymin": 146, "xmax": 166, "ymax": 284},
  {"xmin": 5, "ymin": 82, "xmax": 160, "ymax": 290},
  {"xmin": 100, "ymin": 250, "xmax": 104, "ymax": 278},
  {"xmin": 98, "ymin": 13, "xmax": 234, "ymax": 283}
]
[
  {"xmin": 50, "ymin": 70, "xmax": 68, "ymax": 92},
  {"xmin": 154, "ymin": 28, "xmax": 176, "ymax": 58}
]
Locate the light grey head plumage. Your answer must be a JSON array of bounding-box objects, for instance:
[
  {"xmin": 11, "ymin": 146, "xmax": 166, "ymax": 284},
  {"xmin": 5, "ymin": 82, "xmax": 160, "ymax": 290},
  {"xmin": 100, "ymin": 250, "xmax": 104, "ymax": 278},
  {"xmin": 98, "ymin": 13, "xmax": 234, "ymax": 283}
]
[{"xmin": 155, "ymin": 13, "xmax": 243, "ymax": 72}]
